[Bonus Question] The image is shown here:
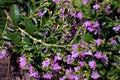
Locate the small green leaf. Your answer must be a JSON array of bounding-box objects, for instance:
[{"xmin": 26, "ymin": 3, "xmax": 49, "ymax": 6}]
[
  {"xmin": 0, "ymin": 10, "xmax": 6, "ymax": 39},
  {"xmin": 23, "ymin": 37, "xmax": 31, "ymax": 44},
  {"xmin": 5, "ymin": 31, "xmax": 13, "ymax": 40},
  {"xmin": 10, "ymin": 4, "xmax": 20, "ymax": 25},
  {"xmin": 12, "ymin": 36, "xmax": 21, "ymax": 46},
  {"xmin": 71, "ymin": 0, "xmax": 82, "ymax": 9},
  {"xmin": 11, "ymin": 32, "xmax": 22, "ymax": 47},
  {"xmin": 0, "ymin": 0, "xmax": 11, "ymax": 8},
  {"xmin": 24, "ymin": 19, "xmax": 37, "ymax": 34},
  {"xmin": 17, "ymin": 0, "xmax": 23, "ymax": 3},
  {"xmin": 81, "ymin": 33, "xmax": 93, "ymax": 42}
]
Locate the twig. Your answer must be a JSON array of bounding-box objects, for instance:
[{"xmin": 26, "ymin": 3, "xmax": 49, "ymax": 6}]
[
  {"xmin": 4, "ymin": 10, "xmax": 12, "ymax": 22},
  {"xmin": 18, "ymin": 27, "xmax": 72, "ymax": 48}
]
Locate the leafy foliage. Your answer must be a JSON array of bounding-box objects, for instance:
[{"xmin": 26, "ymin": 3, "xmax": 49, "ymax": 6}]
[{"xmin": 0, "ymin": 0, "xmax": 120, "ymax": 79}]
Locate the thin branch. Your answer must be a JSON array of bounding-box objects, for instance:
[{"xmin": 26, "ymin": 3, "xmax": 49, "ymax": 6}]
[
  {"xmin": 18, "ymin": 27, "xmax": 72, "ymax": 48},
  {"xmin": 4, "ymin": 10, "xmax": 12, "ymax": 22}
]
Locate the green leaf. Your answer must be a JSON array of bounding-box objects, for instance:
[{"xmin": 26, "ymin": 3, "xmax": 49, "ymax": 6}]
[
  {"xmin": 17, "ymin": 0, "xmax": 23, "ymax": 3},
  {"xmin": 0, "ymin": 10, "xmax": 6, "ymax": 39},
  {"xmin": 23, "ymin": 37, "xmax": 32, "ymax": 44},
  {"xmin": 24, "ymin": 19, "xmax": 37, "ymax": 34},
  {"xmin": 107, "ymin": 68, "xmax": 116, "ymax": 76},
  {"xmin": 0, "ymin": 0, "xmax": 11, "ymax": 8},
  {"xmin": 11, "ymin": 32, "xmax": 22, "ymax": 47},
  {"xmin": 71, "ymin": 0, "xmax": 82, "ymax": 9},
  {"xmin": 81, "ymin": 3, "xmax": 91, "ymax": 18},
  {"xmin": 10, "ymin": 4, "xmax": 20, "ymax": 25},
  {"xmin": 5, "ymin": 31, "xmax": 13, "ymax": 40},
  {"xmin": 81, "ymin": 33, "xmax": 93, "ymax": 42},
  {"xmin": 5, "ymin": 31, "xmax": 22, "ymax": 46},
  {"xmin": 12, "ymin": 36, "xmax": 21, "ymax": 46}
]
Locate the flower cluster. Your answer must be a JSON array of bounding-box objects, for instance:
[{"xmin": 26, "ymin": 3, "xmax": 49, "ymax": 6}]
[{"xmin": 1, "ymin": 0, "xmax": 120, "ymax": 80}]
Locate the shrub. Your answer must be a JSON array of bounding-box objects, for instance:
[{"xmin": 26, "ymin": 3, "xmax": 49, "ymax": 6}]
[{"xmin": 0, "ymin": 0, "xmax": 120, "ymax": 80}]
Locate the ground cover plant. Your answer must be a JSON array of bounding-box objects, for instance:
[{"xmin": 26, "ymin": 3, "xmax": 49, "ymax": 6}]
[{"xmin": 0, "ymin": 0, "xmax": 120, "ymax": 80}]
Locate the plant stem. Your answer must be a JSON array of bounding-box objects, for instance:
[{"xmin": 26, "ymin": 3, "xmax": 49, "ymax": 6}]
[{"xmin": 18, "ymin": 27, "xmax": 72, "ymax": 48}]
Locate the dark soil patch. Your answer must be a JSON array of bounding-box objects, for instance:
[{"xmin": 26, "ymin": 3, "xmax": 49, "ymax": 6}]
[{"xmin": 0, "ymin": 51, "xmax": 38, "ymax": 80}]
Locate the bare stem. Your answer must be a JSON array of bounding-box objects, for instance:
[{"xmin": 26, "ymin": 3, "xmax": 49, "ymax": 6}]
[{"xmin": 18, "ymin": 27, "xmax": 72, "ymax": 48}]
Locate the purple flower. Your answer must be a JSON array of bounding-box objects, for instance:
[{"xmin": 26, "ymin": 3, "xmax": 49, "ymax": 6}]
[
  {"xmin": 66, "ymin": 55, "xmax": 74, "ymax": 64},
  {"xmin": 112, "ymin": 62, "xmax": 118, "ymax": 66},
  {"xmin": 83, "ymin": 21, "xmax": 91, "ymax": 27},
  {"xmin": 45, "ymin": 31, "xmax": 49, "ymax": 36},
  {"xmin": 52, "ymin": 25, "xmax": 55, "ymax": 33},
  {"xmin": 65, "ymin": 68, "xmax": 72, "ymax": 74},
  {"xmin": 60, "ymin": 8, "xmax": 65, "ymax": 13},
  {"xmin": 71, "ymin": 51, "xmax": 79, "ymax": 58},
  {"xmin": 101, "ymin": 55, "xmax": 108, "ymax": 65},
  {"xmin": 73, "ymin": 23, "xmax": 78, "ymax": 29},
  {"xmin": 31, "ymin": 71, "xmax": 40, "ymax": 78},
  {"xmin": 0, "ymin": 54, "xmax": 4, "ymax": 59},
  {"xmin": 28, "ymin": 65, "xmax": 40, "ymax": 78},
  {"xmin": 79, "ymin": 52, "xmax": 86, "ymax": 58},
  {"xmin": 19, "ymin": 56, "xmax": 27, "ymax": 68},
  {"xmin": 43, "ymin": 48, "xmax": 48, "ymax": 53},
  {"xmin": 22, "ymin": 33, "xmax": 26, "ymax": 36},
  {"xmin": 52, "ymin": 63, "xmax": 61, "ymax": 71},
  {"xmin": 110, "ymin": 39, "xmax": 116, "ymax": 45},
  {"xmin": 104, "ymin": 5, "xmax": 111, "ymax": 14},
  {"xmin": 84, "ymin": 51, "xmax": 93, "ymax": 55},
  {"xmin": 113, "ymin": 25, "xmax": 120, "ymax": 32},
  {"xmin": 91, "ymin": 71, "xmax": 100, "ymax": 79},
  {"xmin": 87, "ymin": 27, "xmax": 94, "ymax": 32},
  {"xmin": 43, "ymin": 73, "xmax": 53, "ymax": 79},
  {"xmin": 76, "ymin": 12, "xmax": 83, "ymax": 20},
  {"xmin": 42, "ymin": 59, "xmax": 50, "ymax": 68},
  {"xmin": 80, "ymin": 39, "xmax": 85, "ymax": 48},
  {"xmin": 88, "ymin": 60, "xmax": 96, "ymax": 70},
  {"xmin": 94, "ymin": 51, "xmax": 102, "ymax": 59},
  {"xmin": 82, "ymin": 0, "xmax": 88, "ymax": 5},
  {"xmin": 106, "ymin": 5, "xmax": 110, "ymax": 10},
  {"xmin": 93, "ymin": 4, "xmax": 100, "ymax": 10},
  {"xmin": 0, "ymin": 50, "xmax": 6, "ymax": 59},
  {"xmin": 83, "ymin": 21, "xmax": 94, "ymax": 32},
  {"xmin": 67, "ymin": 74, "xmax": 76, "ymax": 80},
  {"xmin": 67, "ymin": 74, "xmax": 79, "ymax": 80},
  {"xmin": 74, "ymin": 66, "xmax": 80, "ymax": 72},
  {"xmin": 72, "ymin": 44, "xmax": 78, "ymax": 51},
  {"xmin": 54, "ymin": 54, "xmax": 62, "ymax": 61},
  {"xmin": 79, "ymin": 61, "xmax": 84, "ymax": 67},
  {"xmin": 92, "ymin": 21, "xmax": 99, "ymax": 28},
  {"xmin": 59, "ymin": 13, "xmax": 67, "ymax": 18},
  {"xmin": 28, "ymin": 64, "xmax": 33, "ymax": 73},
  {"xmin": 38, "ymin": 11, "xmax": 43, "ymax": 17},
  {"xmin": 53, "ymin": 0, "xmax": 61, "ymax": 3},
  {"xmin": 94, "ymin": 27, "xmax": 101, "ymax": 35},
  {"xmin": 74, "ymin": 76, "xmax": 80, "ymax": 80},
  {"xmin": 70, "ymin": 10, "xmax": 76, "ymax": 17},
  {"xmin": 89, "ymin": 44, "xmax": 94, "ymax": 49},
  {"xmin": 95, "ymin": 38, "xmax": 102, "ymax": 46},
  {"xmin": 60, "ymin": 76, "xmax": 66, "ymax": 80}
]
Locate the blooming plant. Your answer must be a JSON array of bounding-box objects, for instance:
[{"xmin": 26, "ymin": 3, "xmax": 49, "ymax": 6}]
[{"xmin": 0, "ymin": 0, "xmax": 120, "ymax": 80}]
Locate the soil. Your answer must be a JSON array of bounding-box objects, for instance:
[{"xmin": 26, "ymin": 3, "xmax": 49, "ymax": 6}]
[{"xmin": 0, "ymin": 50, "xmax": 38, "ymax": 80}]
